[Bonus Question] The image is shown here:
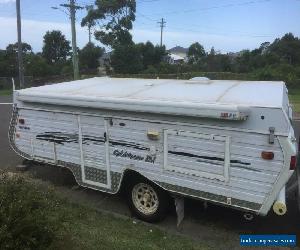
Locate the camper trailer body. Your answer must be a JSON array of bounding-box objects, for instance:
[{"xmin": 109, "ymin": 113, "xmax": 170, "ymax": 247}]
[{"xmin": 9, "ymin": 77, "xmax": 297, "ymax": 219}]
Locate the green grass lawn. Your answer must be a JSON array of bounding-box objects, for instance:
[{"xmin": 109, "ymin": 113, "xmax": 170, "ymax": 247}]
[
  {"xmin": 0, "ymin": 173, "xmax": 211, "ymax": 250},
  {"xmin": 49, "ymin": 202, "xmax": 211, "ymax": 250},
  {"xmin": 49, "ymin": 200, "xmax": 211, "ymax": 250},
  {"xmin": 0, "ymin": 89, "xmax": 12, "ymax": 96},
  {"xmin": 289, "ymin": 88, "xmax": 300, "ymax": 113}
]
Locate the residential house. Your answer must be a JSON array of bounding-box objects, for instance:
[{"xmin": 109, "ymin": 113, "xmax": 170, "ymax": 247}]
[{"xmin": 165, "ymin": 46, "xmax": 188, "ymax": 64}]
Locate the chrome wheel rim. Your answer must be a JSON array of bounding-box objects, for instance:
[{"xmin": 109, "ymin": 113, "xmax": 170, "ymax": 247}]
[{"xmin": 132, "ymin": 183, "xmax": 159, "ymax": 215}]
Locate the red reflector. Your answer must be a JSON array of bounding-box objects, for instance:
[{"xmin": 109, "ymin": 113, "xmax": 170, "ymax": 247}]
[
  {"xmin": 19, "ymin": 118, "xmax": 25, "ymax": 125},
  {"xmin": 290, "ymin": 156, "xmax": 297, "ymax": 170},
  {"xmin": 261, "ymin": 151, "xmax": 274, "ymax": 160}
]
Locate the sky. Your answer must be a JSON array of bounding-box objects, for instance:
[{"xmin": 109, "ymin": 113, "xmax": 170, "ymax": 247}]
[{"xmin": 0, "ymin": 0, "xmax": 299, "ymax": 53}]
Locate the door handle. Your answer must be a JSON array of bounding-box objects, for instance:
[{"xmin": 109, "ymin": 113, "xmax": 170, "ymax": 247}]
[{"xmin": 104, "ymin": 132, "xmax": 107, "ymax": 142}]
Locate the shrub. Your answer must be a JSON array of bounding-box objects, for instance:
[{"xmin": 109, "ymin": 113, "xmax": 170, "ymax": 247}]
[
  {"xmin": 0, "ymin": 172, "xmax": 60, "ymax": 250},
  {"xmin": 143, "ymin": 65, "xmax": 158, "ymax": 75},
  {"xmin": 61, "ymin": 64, "xmax": 73, "ymax": 75},
  {"xmin": 252, "ymin": 63, "xmax": 300, "ymax": 87}
]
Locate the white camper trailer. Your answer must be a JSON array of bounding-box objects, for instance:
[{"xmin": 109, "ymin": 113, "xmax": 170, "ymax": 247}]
[{"xmin": 9, "ymin": 77, "xmax": 297, "ymax": 222}]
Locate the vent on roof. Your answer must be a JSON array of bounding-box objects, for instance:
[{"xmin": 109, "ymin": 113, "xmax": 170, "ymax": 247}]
[{"xmin": 190, "ymin": 77, "xmax": 210, "ymax": 81}]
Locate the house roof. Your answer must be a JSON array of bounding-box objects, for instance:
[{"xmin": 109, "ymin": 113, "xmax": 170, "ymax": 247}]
[{"xmin": 167, "ymin": 46, "xmax": 188, "ymax": 54}]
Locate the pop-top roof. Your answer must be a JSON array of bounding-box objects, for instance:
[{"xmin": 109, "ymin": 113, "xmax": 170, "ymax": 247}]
[{"xmin": 15, "ymin": 77, "xmax": 286, "ymax": 120}]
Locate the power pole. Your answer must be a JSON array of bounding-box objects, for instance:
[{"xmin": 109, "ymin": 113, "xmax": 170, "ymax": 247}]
[
  {"xmin": 157, "ymin": 18, "xmax": 166, "ymax": 47},
  {"xmin": 69, "ymin": 0, "xmax": 80, "ymax": 80},
  {"xmin": 16, "ymin": 0, "xmax": 24, "ymax": 88},
  {"xmin": 54, "ymin": 0, "xmax": 83, "ymax": 80}
]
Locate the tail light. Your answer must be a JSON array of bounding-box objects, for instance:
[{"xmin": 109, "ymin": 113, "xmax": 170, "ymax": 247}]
[
  {"xmin": 18, "ymin": 118, "xmax": 25, "ymax": 125},
  {"xmin": 261, "ymin": 151, "xmax": 274, "ymax": 160},
  {"xmin": 290, "ymin": 156, "xmax": 297, "ymax": 170}
]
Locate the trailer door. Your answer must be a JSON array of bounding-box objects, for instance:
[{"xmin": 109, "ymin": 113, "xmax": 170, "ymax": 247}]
[
  {"xmin": 164, "ymin": 130, "xmax": 230, "ymax": 182},
  {"xmin": 78, "ymin": 115, "xmax": 111, "ymax": 189}
]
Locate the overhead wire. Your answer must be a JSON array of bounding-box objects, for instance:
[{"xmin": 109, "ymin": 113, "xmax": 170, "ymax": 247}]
[
  {"xmin": 166, "ymin": 25, "xmax": 273, "ymax": 38},
  {"xmin": 139, "ymin": 0, "xmax": 272, "ymax": 17},
  {"xmin": 136, "ymin": 0, "xmax": 274, "ymax": 38}
]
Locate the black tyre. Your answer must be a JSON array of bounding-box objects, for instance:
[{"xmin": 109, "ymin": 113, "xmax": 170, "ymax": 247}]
[{"xmin": 126, "ymin": 176, "xmax": 169, "ymax": 222}]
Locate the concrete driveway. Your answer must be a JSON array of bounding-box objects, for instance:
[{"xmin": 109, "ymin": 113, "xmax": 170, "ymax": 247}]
[{"xmin": 1, "ymin": 95, "xmax": 299, "ymax": 249}]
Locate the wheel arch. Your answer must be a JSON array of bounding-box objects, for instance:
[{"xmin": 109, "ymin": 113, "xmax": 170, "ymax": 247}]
[
  {"xmin": 118, "ymin": 169, "xmax": 148, "ymax": 193},
  {"xmin": 118, "ymin": 169, "xmax": 170, "ymax": 195}
]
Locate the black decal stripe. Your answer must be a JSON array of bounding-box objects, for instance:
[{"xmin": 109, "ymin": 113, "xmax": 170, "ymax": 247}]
[
  {"xmin": 83, "ymin": 135, "xmax": 105, "ymax": 145},
  {"xmin": 196, "ymin": 159, "xmax": 224, "ymax": 166},
  {"xmin": 230, "ymin": 159, "xmax": 250, "ymax": 166},
  {"xmin": 36, "ymin": 133, "xmax": 78, "ymax": 145},
  {"xmin": 230, "ymin": 165, "xmax": 261, "ymax": 172},
  {"xmin": 169, "ymin": 150, "xmax": 251, "ymax": 166},
  {"xmin": 36, "ymin": 132, "xmax": 149, "ymax": 151},
  {"xmin": 110, "ymin": 139, "xmax": 148, "ymax": 151},
  {"xmin": 36, "ymin": 132, "xmax": 251, "ymax": 168},
  {"xmin": 169, "ymin": 150, "xmax": 224, "ymax": 162}
]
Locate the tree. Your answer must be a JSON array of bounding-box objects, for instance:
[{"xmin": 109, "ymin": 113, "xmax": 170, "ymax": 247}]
[
  {"xmin": 0, "ymin": 50, "xmax": 12, "ymax": 76},
  {"xmin": 6, "ymin": 42, "xmax": 32, "ymax": 54},
  {"xmin": 83, "ymin": 5, "xmax": 96, "ymax": 43},
  {"xmin": 24, "ymin": 54, "xmax": 53, "ymax": 77},
  {"xmin": 79, "ymin": 42, "xmax": 104, "ymax": 70},
  {"xmin": 268, "ymin": 33, "xmax": 300, "ymax": 65},
  {"xmin": 229, "ymin": 33, "xmax": 300, "ymax": 74},
  {"xmin": 15, "ymin": 47, "xmax": 49, "ymax": 77},
  {"xmin": 81, "ymin": 0, "xmax": 136, "ymax": 48},
  {"xmin": 205, "ymin": 53, "xmax": 232, "ymax": 72},
  {"xmin": 187, "ymin": 42, "xmax": 206, "ymax": 64},
  {"xmin": 234, "ymin": 50, "xmax": 252, "ymax": 73},
  {"xmin": 110, "ymin": 41, "xmax": 165, "ymax": 74},
  {"xmin": 111, "ymin": 44, "xmax": 143, "ymax": 74},
  {"xmin": 137, "ymin": 41, "xmax": 155, "ymax": 69},
  {"xmin": 259, "ymin": 42, "xmax": 270, "ymax": 54},
  {"xmin": 1, "ymin": 42, "xmax": 33, "ymax": 77},
  {"xmin": 42, "ymin": 30, "xmax": 71, "ymax": 64},
  {"xmin": 137, "ymin": 41, "xmax": 166, "ymax": 70},
  {"xmin": 209, "ymin": 47, "xmax": 216, "ymax": 56}
]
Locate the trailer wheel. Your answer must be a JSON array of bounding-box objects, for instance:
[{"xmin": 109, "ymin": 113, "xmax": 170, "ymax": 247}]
[{"xmin": 126, "ymin": 176, "xmax": 169, "ymax": 222}]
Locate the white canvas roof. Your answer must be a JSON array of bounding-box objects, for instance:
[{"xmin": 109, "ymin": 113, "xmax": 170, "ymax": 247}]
[{"xmin": 16, "ymin": 77, "xmax": 286, "ymax": 120}]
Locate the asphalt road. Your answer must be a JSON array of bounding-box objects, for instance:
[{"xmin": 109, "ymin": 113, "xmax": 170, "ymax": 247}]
[
  {"xmin": 1, "ymin": 95, "xmax": 299, "ymax": 249},
  {"xmin": 0, "ymin": 95, "xmax": 22, "ymax": 168}
]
